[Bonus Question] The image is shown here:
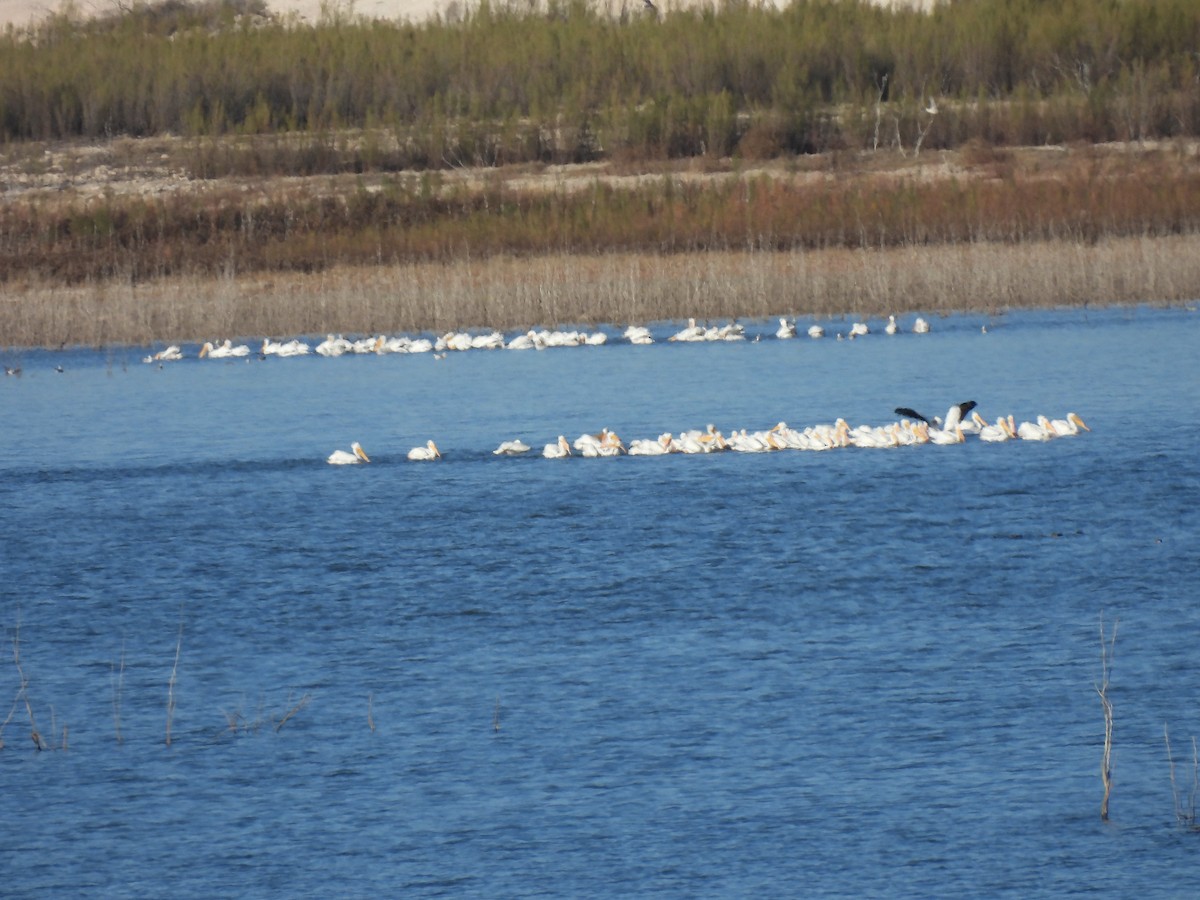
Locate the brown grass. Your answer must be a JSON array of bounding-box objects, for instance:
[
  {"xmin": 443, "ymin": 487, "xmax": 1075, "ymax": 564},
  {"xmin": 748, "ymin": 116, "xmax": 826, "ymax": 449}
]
[
  {"xmin": 2, "ymin": 139, "xmax": 1198, "ymax": 347},
  {"xmin": 4, "ymin": 234, "xmax": 1197, "ymax": 348}
]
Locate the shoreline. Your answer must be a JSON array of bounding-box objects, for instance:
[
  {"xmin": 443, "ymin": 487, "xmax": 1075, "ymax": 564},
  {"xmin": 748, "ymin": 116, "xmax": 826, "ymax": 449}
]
[{"xmin": 3, "ymin": 234, "xmax": 1198, "ymax": 350}]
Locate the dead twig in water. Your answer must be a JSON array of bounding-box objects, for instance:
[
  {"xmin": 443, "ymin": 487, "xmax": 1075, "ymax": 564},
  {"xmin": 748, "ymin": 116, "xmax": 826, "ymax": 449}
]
[
  {"xmin": 275, "ymin": 692, "xmax": 311, "ymax": 733},
  {"xmin": 1096, "ymin": 614, "xmax": 1117, "ymax": 821}
]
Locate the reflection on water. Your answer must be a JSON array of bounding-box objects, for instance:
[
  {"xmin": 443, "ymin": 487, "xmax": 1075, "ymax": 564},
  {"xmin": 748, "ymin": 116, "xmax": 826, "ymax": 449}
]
[{"xmin": 2, "ymin": 306, "xmax": 1199, "ymax": 896}]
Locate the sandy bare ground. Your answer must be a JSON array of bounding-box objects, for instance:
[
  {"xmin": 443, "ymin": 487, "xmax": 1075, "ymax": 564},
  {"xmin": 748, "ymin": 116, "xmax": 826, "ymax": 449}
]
[{"xmin": 0, "ymin": 0, "xmax": 447, "ymax": 28}]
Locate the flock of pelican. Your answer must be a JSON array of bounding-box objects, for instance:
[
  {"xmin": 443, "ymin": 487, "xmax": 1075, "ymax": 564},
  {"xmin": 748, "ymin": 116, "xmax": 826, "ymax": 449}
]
[
  {"xmin": 327, "ymin": 403, "xmax": 1089, "ymax": 464},
  {"xmin": 143, "ymin": 315, "xmax": 935, "ymax": 364}
]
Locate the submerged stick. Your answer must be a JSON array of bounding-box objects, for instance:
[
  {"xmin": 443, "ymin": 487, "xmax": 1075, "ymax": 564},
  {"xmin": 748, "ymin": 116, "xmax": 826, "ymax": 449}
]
[
  {"xmin": 274, "ymin": 693, "xmax": 311, "ymax": 733},
  {"xmin": 165, "ymin": 624, "xmax": 182, "ymax": 747},
  {"xmin": 1096, "ymin": 614, "xmax": 1117, "ymax": 821},
  {"xmin": 111, "ymin": 641, "xmax": 125, "ymax": 745}
]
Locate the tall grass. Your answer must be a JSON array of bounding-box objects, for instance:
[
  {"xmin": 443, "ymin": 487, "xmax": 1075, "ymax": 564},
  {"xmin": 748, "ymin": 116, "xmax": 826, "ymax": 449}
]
[{"xmin": 4, "ymin": 234, "xmax": 1197, "ymax": 347}]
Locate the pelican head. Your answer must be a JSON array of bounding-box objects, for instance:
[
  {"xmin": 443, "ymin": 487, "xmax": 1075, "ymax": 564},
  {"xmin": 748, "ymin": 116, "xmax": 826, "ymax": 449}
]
[
  {"xmin": 352, "ymin": 441, "xmax": 370, "ymax": 462},
  {"xmin": 199, "ymin": 341, "xmax": 213, "ymax": 358},
  {"xmin": 1068, "ymin": 412, "xmax": 1090, "ymax": 432},
  {"xmin": 428, "ymin": 440, "xmax": 441, "ymax": 459}
]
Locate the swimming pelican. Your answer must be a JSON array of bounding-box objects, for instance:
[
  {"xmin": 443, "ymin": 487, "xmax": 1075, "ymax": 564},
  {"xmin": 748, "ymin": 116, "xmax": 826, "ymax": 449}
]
[
  {"xmin": 409, "ymin": 439, "xmax": 442, "ymax": 460},
  {"xmin": 776, "ymin": 318, "xmax": 797, "ymax": 339},
  {"xmin": 1017, "ymin": 416, "xmax": 1056, "ymax": 441},
  {"xmin": 143, "ymin": 345, "xmax": 183, "ymax": 363},
  {"xmin": 407, "ymin": 440, "xmax": 442, "ymax": 461},
  {"xmin": 315, "ymin": 335, "xmax": 352, "ymax": 357},
  {"xmin": 584, "ymin": 332, "xmax": 608, "ymax": 346},
  {"xmin": 927, "ymin": 423, "xmax": 965, "ymax": 445},
  {"xmin": 623, "ymin": 325, "xmax": 654, "ymax": 345},
  {"xmin": 669, "ymin": 318, "xmax": 705, "ymax": 342},
  {"xmin": 913, "ymin": 317, "xmax": 931, "ymax": 334},
  {"xmin": 200, "ymin": 340, "xmax": 250, "ymax": 359},
  {"xmin": 849, "ymin": 321, "xmax": 869, "ymax": 338},
  {"xmin": 543, "ymin": 436, "xmax": 572, "ymax": 458},
  {"xmin": 885, "ymin": 315, "xmax": 898, "ymax": 335},
  {"xmin": 505, "ymin": 332, "xmax": 536, "ymax": 350},
  {"xmin": 327, "ymin": 442, "xmax": 370, "ymax": 465},
  {"xmin": 1048, "ymin": 412, "xmax": 1090, "ymax": 436},
  {"xmin": 976, "ymin": 413, "xmax": 1015, "ymax": 442},
  {"xmin": 807, "ymin": 323, "xmax": 825, "ymax": 339},
  {"xmin": 493, "ymin": 439, "xmax": 532, "ymax": 456}
]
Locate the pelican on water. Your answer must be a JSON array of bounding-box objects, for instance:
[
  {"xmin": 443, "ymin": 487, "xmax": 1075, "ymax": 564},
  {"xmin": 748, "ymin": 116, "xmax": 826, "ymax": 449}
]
[
  {"xmin": 913, "ymin": 317, "xmax": 931, "ymax": 334},
  {"xmin": 885, "ymin": 315, "xmax": 898, "ymax": 335},
  {"xmin": 493, "ymin": 439, "xmax": 532, "ymax": 456},
  {"xmin": 407, "ymin": 440, "xmax": 442, "ymax": 461},
  {"xmin": 327, "ymin": 442, "xmax": 370, "ymax": 465},
  {"xmin": 543, "ymin": 436, "xmax": 572, "ymax": 458},
  {"xmin": 200, "ymin": 340, "xmax": 250, "ymax": 359},
  {"xmin": 776, "ymin": 318, "xmax": 798, "ymax": 339},
  {"xmin": 807, "ymin": 323, "xmax": 825, "ymax": 339},
  {"xmin": 1048, "ymin": 412, "xmax": 1090, "ymax": 436}
]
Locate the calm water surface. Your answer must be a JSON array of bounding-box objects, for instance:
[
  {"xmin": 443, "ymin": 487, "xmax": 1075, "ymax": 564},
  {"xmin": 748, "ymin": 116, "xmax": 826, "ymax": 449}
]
[{"xmin": 2, "ymin": 306, "xmax": 1199, "ymax": 897}]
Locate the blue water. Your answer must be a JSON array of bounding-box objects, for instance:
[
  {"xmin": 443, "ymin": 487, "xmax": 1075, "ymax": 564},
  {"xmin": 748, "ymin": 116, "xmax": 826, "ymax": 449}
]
[{"xmin": 2, "ymin": 306, "xmax": 1200, "ymax": 897}]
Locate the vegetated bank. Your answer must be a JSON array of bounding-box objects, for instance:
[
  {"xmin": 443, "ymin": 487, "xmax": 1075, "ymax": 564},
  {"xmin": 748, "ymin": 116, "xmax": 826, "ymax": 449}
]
[{"xmin": 2, "ymin": 0, "xmax": 1200, "ymax": 347}]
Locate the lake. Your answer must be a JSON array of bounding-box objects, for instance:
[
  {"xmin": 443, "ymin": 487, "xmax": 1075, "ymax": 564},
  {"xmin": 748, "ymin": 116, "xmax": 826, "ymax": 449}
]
[{"xmin": 2, "ymin": 305, "xmax": 1199, "ymax": 897}]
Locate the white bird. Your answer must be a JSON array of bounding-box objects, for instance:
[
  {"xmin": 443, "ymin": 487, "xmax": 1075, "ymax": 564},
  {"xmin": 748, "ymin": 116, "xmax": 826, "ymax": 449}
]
[
  {"xmin": 849, "ymin": 321, "xmax": 869, "ymax": 338},
  {"xmin": 807, "ymin": 323, "xmax": 825, "ymax": 339},
  {"xmin": 776, "ymin": 317, "xmax": 797, "ymax": 339},
  {"xmin": 143, "ymin": 345, "xmax": 182, "ymax": 363},
  {"xmin": 1048, "ymin": 412, "xmax": 1090, "ymax": 436},
  {"xmin": 1017, "ymin": 416, "xmax": 1056, "ymax": 441},
  {"xmin": 628, "ymin": 433, "xmax": 676, "ymax": 456},
  {"xmin": 407, "ymin": 440, "xmax": 442, "ymax": 461},
  {"xmin": 925, "ymin": 97, "xmax": 939, "ymax": 115},
  {"xmin": 913, "ymin": 317, "xmax": 931, "ymax": 334},
  {"xmin": 624, "ymin": 325, "xmax": 654, "ymax": 345},
  {"xmin": 976, "ymin": 413, "xmax": 1015, "ymax": 443},
  {"xmin": 327, "ymin": 441, "xmax": 370, "ymax": 465},
  {"xmin": 315, "ymin": 334, "xmax": 352, "ymax": 357},
  {"xmin": 493, "ymin": 439, "xmax": 531, "ymax": 456},
  {"xmin": 543, "ymin": 436, "xmax": 572, "ymax": 458},
  {"xmin": 669, "ymin": 318, "xmax": 706, "ymax": 342},
  {"xmin": 200, "ymin": 340, "xmax": 250, "ymax": 358},
  {"xmin": 505, "ymin": 332, "xmax": 536, "ymax": 350},
  {"xmin": 885, "ymin": 315, "xmax": 898, "ymax": 335}
]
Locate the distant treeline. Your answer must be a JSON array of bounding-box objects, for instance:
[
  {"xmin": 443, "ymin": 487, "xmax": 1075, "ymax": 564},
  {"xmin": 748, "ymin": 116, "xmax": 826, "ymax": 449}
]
[{"xmin": 3, "ymin": 0, "xmax": 1199, "ymax": 166}]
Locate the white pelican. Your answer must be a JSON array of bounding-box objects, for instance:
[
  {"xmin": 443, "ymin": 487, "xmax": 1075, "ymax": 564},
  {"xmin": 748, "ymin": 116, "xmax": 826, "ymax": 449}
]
[
  {"xmin": 543, "ymin": 436, "xmax": 572, "ymax": 458},
  {"xmin": 143, "ymin": 345, "xmax": 182, "ymax": 363},
  {"xmin": 927, "ymin": 423, "xmax": 965, "ymax": 445},
  {"xmin": 977, "ymin": 413, "xmax": 1015, "ymax": 443},
  {"xmin": 628, "ymin": 433, "xmax": 675, "ymax": 456},
  {"xmin": 885, "ymin": 315, "xmax": 898, "ymax": 335},
  {"xmin": 200, "ymin": 340, "xmax": 250, "ymax": 358},
  {"xmin": 913, "ymin": 317, "xmax": 931, "ymax": 334},
  {"xmin": 315, "ymin": 334, "xmax": 352, "ymax": 357},
  {"xmin": 407, "ymin": 440, "xmax": 442, "ymax": 461},
  {"xmin": 327, "ymin": 442, "xmax": 370, "ymax": 465},
  {"xmin": 583, "ymin": 331, "xmax": 608, "ymax": 346},
  {"xmin": 1048, "ymin": 412, "xmax": 1090, "ymax": 436},
  {"xmin": 807, "ymin": 323, "xmax": 825, "ymax": 339},
  {"xmin": 775, "ymin": 317, "xmax": 797, "ymax": 339},
  {"xmin": 669, "ymin": 318, "xmax": 705, "ymax": 342},
  {"xmin": 262, "ymin": 338, "xmax": 310, "ymax": 357},
  {"xmin": 623, "ymin": 325, "xmax": 654, "ymax": 345},
  {"xmin": 493, "ymin": 439, "xmax": 532, "ymax": 456},
  {"xmin": 505, "ymin": 332, "xmax": 535, "ymax": 350},
  {"xmin": 1017, "ymin": 416, "xmax": 1056, "ymax": 441},
  {"xmin": 849, "ymin": 321, "xmax": 869, "ymax": 338}
]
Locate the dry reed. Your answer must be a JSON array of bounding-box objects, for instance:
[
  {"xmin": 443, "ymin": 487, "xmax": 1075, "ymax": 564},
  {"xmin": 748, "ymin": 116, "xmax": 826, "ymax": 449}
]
[{"xmin": 3, "ymin": 234, "xmax": 1197, "ymax": 348}]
